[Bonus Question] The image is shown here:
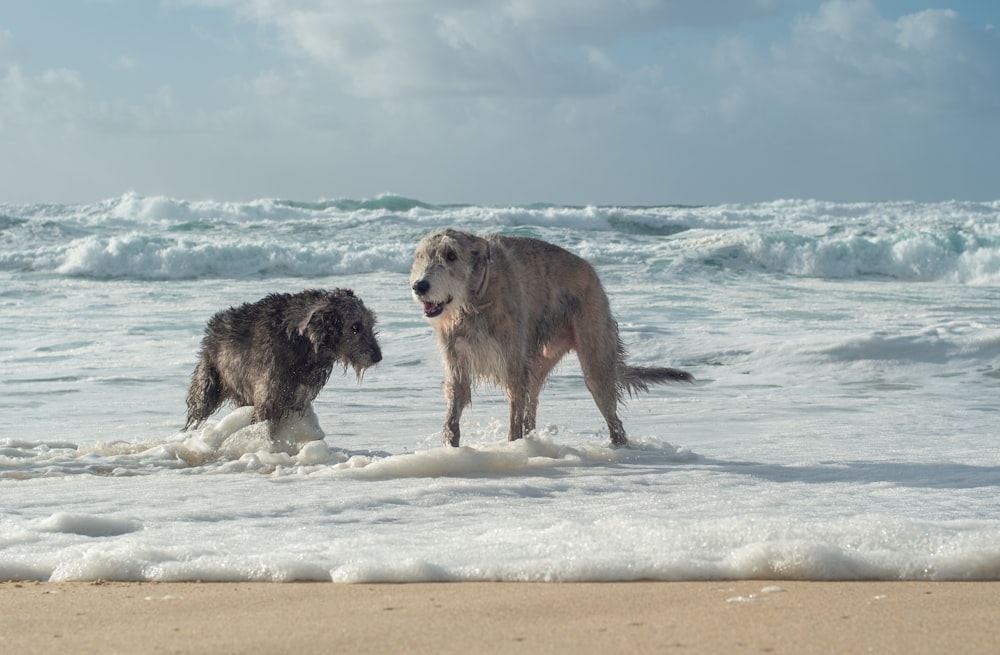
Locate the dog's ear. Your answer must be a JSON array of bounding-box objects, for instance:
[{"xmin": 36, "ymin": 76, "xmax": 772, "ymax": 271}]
[
  {"xmin": 461, "ymin": 234, "xmax": 492, "ymax": 270},
  {"xmin": 471, "ymin": 235, "xmax": 492, "ymax": 265},
  {"xmin": 297, "ymin": 301, "xmax": 342, "ymax": 356},
  {"xmin": 468, "ymin": 235, "xmax": 489, "ymax": 260},
  {"xmin": 466, "ymin": 235, "xmax": 492, "ymax": 299}
]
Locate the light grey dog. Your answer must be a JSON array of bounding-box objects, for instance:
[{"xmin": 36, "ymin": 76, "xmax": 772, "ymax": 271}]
[
  {"xmin": 184, "ymin": 288, "xmax": 381, "ymax": 438},
  {"xmin": 410, "ymin": 229, "xmax": 692, "ymax": 447}
]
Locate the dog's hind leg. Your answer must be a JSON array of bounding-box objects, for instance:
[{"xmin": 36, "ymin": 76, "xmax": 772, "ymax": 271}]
[
  {"xmin": 573, "ymin": 308, "xmax": 630, "ymax": 446},
  {"xmin": 250, "ymin": 378, "xmax": 292, "ymax": 440},
  {"xmin": 525, "ymin": 325, "xmax": 575, "ymax": 436},
  {"xmin": 579, "ymin": 357, "xmax": 628, "ymax": 446},
  {"xmin": 185, "ymin": 357, "xmax": 224, "ymax": 430}
]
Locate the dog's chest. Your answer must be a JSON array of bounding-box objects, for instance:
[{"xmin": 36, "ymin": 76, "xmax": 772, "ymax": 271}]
[
  {"xmin": 290, "ymin": 375, "xmax": 328, "ymax": 407},
  {"xmin": 292, "ymin": 363, "xmax": 334, "ymax": 398},
  {"xmin": 443, "ymin": 322, "xmax": 509, "ymax": 383}
]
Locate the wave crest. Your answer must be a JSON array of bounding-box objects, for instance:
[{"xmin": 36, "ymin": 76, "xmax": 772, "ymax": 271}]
[{"xmin": 2, "ymin": 194, "xmax": 999, "ymax": 282}]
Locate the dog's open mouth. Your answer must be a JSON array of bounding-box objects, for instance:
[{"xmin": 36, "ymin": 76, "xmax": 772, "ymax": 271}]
[{"xmin": 422, "ymin": 298, "xmax": 451, "ymax": 318}]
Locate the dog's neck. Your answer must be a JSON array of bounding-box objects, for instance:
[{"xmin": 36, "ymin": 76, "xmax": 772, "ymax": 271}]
[{"xmin": 447, "ymin": 243, "xmax": 493, "ymax": 329}]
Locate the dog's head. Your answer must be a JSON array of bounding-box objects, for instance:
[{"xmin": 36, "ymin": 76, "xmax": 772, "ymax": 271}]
[
  {"xmin": 410, "ymin": 229, "xmax": 490, "ymax": 322},
  {"xmin": 298, "ymin": 290, "xmax": 382, "ymax": 376}
]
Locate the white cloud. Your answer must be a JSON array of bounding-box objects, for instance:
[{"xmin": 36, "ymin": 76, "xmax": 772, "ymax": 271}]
[
  {"xmin": 174, "ymin": 0, "xmax": 780, "ymax": 98},
  {"xmin": 110, "ymin": 55, "xmax": 140, "ymax": 71},
  {"xmin": 267, "ymin": 2, "xmax": 606, "ymax": 97},
  {"xmin": 41, "ymin": 68, "xmax": 84, "ymax": 90},
  {"xmin": 0, "ymin": 64, "xmax": 88, "ymax": 135},
  {"xmin": 170, "ymin": 0, "xmax": 999, "ymax": 122},
  {"xmin": 0, "ymin": 27, "xmax": 15, "ymax": 61},
  {"xmin": 718, "ymin": 0, "xmax": 1000, "ymax": 118},
  {"xmin": 0, "ymin": 27, "xmax": 88, "ymax": 133},
  {"xmin": 248, "ymin": 69, "xmax": 288, "ymax": 96}
]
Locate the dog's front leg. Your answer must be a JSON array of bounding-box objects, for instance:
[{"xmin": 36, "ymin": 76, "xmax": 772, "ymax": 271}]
[{"xmin": 442, "ymin": 367, "xmax": 472, "ymax": 447}]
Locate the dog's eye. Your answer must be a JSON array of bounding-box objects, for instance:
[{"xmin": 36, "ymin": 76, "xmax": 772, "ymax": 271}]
[
  {"xmin": 444, "ymin": 248, "xmax": 457, "ymax": 262},
  {"xmin": 351, "ymin": 322, "xmax": 362, "ymax": 334}
]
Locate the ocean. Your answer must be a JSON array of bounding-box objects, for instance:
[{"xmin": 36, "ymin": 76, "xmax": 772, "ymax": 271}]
[{"xmin": 1, "ymin": 193, "xmax": 998, "ymax": 582}]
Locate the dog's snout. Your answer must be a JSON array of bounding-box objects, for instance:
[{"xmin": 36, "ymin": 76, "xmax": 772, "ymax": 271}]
[
  {"xmin": 412, "ymin": 279, "xmax": 430, "ymax": 295},
  {"xmin": 371, "ymin": 347, "xmax": 383, "ymax": 364}
]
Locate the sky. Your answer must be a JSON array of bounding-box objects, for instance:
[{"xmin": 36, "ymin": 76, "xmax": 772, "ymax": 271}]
[{"xmin": 1, "ymin": 0, "xmax": 998, "ymax": 205}]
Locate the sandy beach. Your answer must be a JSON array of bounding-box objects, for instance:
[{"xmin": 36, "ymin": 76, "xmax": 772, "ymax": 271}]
[{"xmin": 1, "ymin": 581, "xmax": 998, "ymax": 654}]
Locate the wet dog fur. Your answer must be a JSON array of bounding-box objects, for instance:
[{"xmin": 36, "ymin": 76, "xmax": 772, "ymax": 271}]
[
  {"xmin": 410, "ymin": 229, "xmax": 692, "ymax": 447},
  {"xmin": 184, "ymin": 288, "xmax": 381, "ymax": 438}
]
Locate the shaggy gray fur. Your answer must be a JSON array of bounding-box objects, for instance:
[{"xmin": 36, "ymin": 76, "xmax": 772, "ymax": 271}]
[{"xmin": 184, "ymin": 288, "xmax": 381, "ymax": 437}]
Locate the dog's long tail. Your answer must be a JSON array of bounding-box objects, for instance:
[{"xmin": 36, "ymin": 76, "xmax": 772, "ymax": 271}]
[{"xmin": 620, "ymin": 365, "xmax": 694, "ymax": 397}]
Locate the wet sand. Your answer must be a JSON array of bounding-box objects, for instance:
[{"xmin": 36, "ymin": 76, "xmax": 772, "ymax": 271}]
[{"xmin": 1, "ymin": 581, "xmax": 998, "ymax": 654}]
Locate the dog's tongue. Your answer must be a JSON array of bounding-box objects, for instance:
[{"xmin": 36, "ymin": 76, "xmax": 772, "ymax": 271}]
[{"xmin": 423, "ymin": 301, "xmax": 444, "ymax": 318}]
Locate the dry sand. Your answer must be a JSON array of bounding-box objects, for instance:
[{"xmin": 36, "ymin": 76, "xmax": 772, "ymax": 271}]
[{"xmin": 1, "ymin": 581, "xmax": 998, "ymax": 654}]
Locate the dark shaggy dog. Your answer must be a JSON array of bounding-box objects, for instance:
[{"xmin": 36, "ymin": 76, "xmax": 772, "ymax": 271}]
[
  {"xmin": 184, "ymin": 289, "xmax": 382, "ymax": 438},
  {"xmin": 410, "ymin": 230, "xmax": 692, "ymax": 447}
]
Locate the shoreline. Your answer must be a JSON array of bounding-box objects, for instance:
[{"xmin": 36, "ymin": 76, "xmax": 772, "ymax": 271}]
[{"xmin": 2, "ymin": 581, "xmax": 998, "ymax": 654}]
